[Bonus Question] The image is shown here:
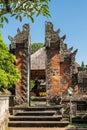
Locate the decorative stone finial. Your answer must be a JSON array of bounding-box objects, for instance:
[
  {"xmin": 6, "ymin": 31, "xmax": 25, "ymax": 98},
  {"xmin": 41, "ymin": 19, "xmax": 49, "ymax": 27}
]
[
  {"xmin": 22, "ymin": 24, "xmax": 30, "ymax": 32},
  {"xmin": 73, "ymin": 49, "xmax": 78, "ymax": 55},
  {"xmin": 8, "ymin": 35, "xmax": 16, "ymax": 44},
  {"xmin": 45, "ymin": 22, "xmax": 53, "ymax": 32},
  {"xmin": 71, "ymin": 49, "xmax": 78, "ymax": 57},
  {"xmin": 68, "ymin": 46, "xmax": 73, "ymax": 51},
  {"xmin": 17, "ymin": 28, "xmax": 21, "ymax": 34},
  {"xmin": 56, "ymin": 28, "xmax": 61, "ymax": 34},
  {"xmin": 61, "ymin": 35, "xmax": 66, "ymax": 41},
  {"xmin": 8, "ymin": 35, "xmax": 13, "ymax": 41}
]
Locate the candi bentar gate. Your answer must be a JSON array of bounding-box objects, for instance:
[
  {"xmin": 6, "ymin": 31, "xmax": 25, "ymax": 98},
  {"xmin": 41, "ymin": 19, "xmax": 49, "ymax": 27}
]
[{"xmin": 9, "ymin": 22, "xmax": 87, "ymax": 108}]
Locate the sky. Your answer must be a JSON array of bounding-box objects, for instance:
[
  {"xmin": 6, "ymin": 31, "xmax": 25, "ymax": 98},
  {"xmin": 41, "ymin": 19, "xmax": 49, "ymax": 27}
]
[{"xmin": 1, "ymin": 0, "xmax": 87, "ymax": 65}]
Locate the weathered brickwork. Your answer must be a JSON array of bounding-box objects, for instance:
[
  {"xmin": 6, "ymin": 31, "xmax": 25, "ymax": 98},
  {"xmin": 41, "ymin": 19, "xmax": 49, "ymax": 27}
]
[
  {"xmin": 9, "ymin": 24, "xmax": 29, "ymax": 104},
  {"xmin": 46, "ymin": 45, "xmax": 61, "ymax": 98},
  {"xmin": 31, "ymin": 70, "xmax": 45, "ymax": 80},
  {"xmin": 45, "ymin": 22, "xmax": 77, "ymax": 103}
]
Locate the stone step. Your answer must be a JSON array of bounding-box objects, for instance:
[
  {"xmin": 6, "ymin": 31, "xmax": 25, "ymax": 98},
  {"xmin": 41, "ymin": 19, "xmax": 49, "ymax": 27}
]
[
  {"xmin": 12, "ymin": 105, "xmax": 62, "ymax": 111},
  {"xmin": 30, "ymin": 101, "xmax": 47, "ymax": 106},
  {"xmin": 15, "ymin": 110, "xmax": 56, "ymax": 116},
  {"xmin": 8, "ymin": 121, "xmax": 69, "ymax": 127},
  {"xmin": 8, "ymin": 105, "xmax": 68, "ymax": 128},
  {"xmin": 30, "ymin": 97, "xmax": 47, "ymax": 106},
  {"xmin": 76, "ymin": 111, "xmax": 87, "ymax": 115},
  {"xmin": 9, "ymin": 115, "xmax": 62, "ymax": 121},
  {"xmin": 31, "ymin": 97, "xmax": 46, "ymax": 101},
  {"xmin": 10, "ymin": 105, "xmax": 62, "ymax": 115}
]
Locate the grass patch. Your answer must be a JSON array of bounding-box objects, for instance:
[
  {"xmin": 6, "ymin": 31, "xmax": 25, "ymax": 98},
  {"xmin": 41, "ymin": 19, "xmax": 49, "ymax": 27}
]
[
  {"xmin": 5, "ymin": 122, "xmax": 10, "ymax": 130},
  {"xmin": 68, "ymin": 123, "xmax": 87, "ymax": 128},
  {"xmin": 31, "ymin": 96, "xmax": 35, "ymax": 100}
]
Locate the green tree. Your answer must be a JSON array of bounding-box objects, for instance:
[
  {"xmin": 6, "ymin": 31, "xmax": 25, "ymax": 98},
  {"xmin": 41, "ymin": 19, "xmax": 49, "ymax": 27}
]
[
  {"xmin": 85, "ymin": 65, "xmax": 87, "ymax": 69},
  {"xmin": 0, "ymin": 0, "xmax": 50, "ymax": 27},
  {"xmin": 81, "ymin": 61, "xmax": 85, "ymax": 68},
  {"xmin": 31, "ymin": 43, "xmax": 44, "ymax": 54},
  {"xmin": 0, "ymin": 32, "xmax": 21, "ymax": 90}
]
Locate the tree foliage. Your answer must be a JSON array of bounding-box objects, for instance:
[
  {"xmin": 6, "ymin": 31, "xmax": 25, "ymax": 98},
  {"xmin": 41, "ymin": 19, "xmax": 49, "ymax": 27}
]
[
  {"xmin": 0, "ymin": 0, "xmax": 51, "ymax": 27},
  {"xmin": 81, "ymin": 61, "xmax": 87, "ymax": 69},
  {"xmin": 0, "ymin": 32, "xmax": 21, "ymax": 90},
  {"xmin": 81, "ymin": 61, "xmax": 85, "ymax": 68},
  {"xmin": 31, "ymin": 43, "xmax": 44, "ymax": 54}
]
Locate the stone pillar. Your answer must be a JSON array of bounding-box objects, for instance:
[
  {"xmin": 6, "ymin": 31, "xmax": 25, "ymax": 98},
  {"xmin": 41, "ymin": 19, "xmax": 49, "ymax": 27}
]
[
  {"xmin": 9, "ymin": 24, "xmax": 30, "ymax": 105},
  {"xmin": 45, "ymin": 22, "xmax": 61, "ymax": 104},
  {"xmin": 16, "ymin": 42, "xmax": 28, "ymax": 104},
  {"xmin": 45, "ymin": 22, "xmax": 77, "ymax": 104}
]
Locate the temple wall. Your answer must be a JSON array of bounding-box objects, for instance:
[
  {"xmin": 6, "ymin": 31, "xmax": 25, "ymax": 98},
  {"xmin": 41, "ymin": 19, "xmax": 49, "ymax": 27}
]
[
  {"xmin": 77, "ymin": 67, "xmax": 87, "ymax": 94},
  {"xmin": 0, "ymin": 95, "xmax": 9, "ymax": 130}
]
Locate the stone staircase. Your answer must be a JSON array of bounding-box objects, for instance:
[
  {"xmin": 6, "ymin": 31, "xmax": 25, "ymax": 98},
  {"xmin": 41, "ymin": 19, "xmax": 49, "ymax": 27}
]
[
  {"xmin": 8, "ymin": 106, "xmax": 69, "ymax": 127},
  {"xmin": 8, "ymin": 96, "xmax": 69, "ymax": 127}
]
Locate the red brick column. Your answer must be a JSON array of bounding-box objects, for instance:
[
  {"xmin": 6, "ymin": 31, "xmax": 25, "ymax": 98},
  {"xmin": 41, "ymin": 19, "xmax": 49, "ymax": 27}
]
[
  {"xmin": 45, "ymin": 22, "xmax": 77, "ymax": 104},
  {"xmin": 9, "ymin": 24, "xmax": 30, "ymax": 104},
  {"xmin": 46, "ymin": 45, "xmax": 61, "ymax": 98}
]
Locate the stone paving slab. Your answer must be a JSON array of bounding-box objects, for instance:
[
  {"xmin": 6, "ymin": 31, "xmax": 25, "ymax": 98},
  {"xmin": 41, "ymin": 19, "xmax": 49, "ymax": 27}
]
[
  {"xmin": 9, "ymin": 127, "xmax": 87, "ymax": 130},
  {"xmin": 9, "ymin": 127, "xmax": 67, "ymax": 130}
]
